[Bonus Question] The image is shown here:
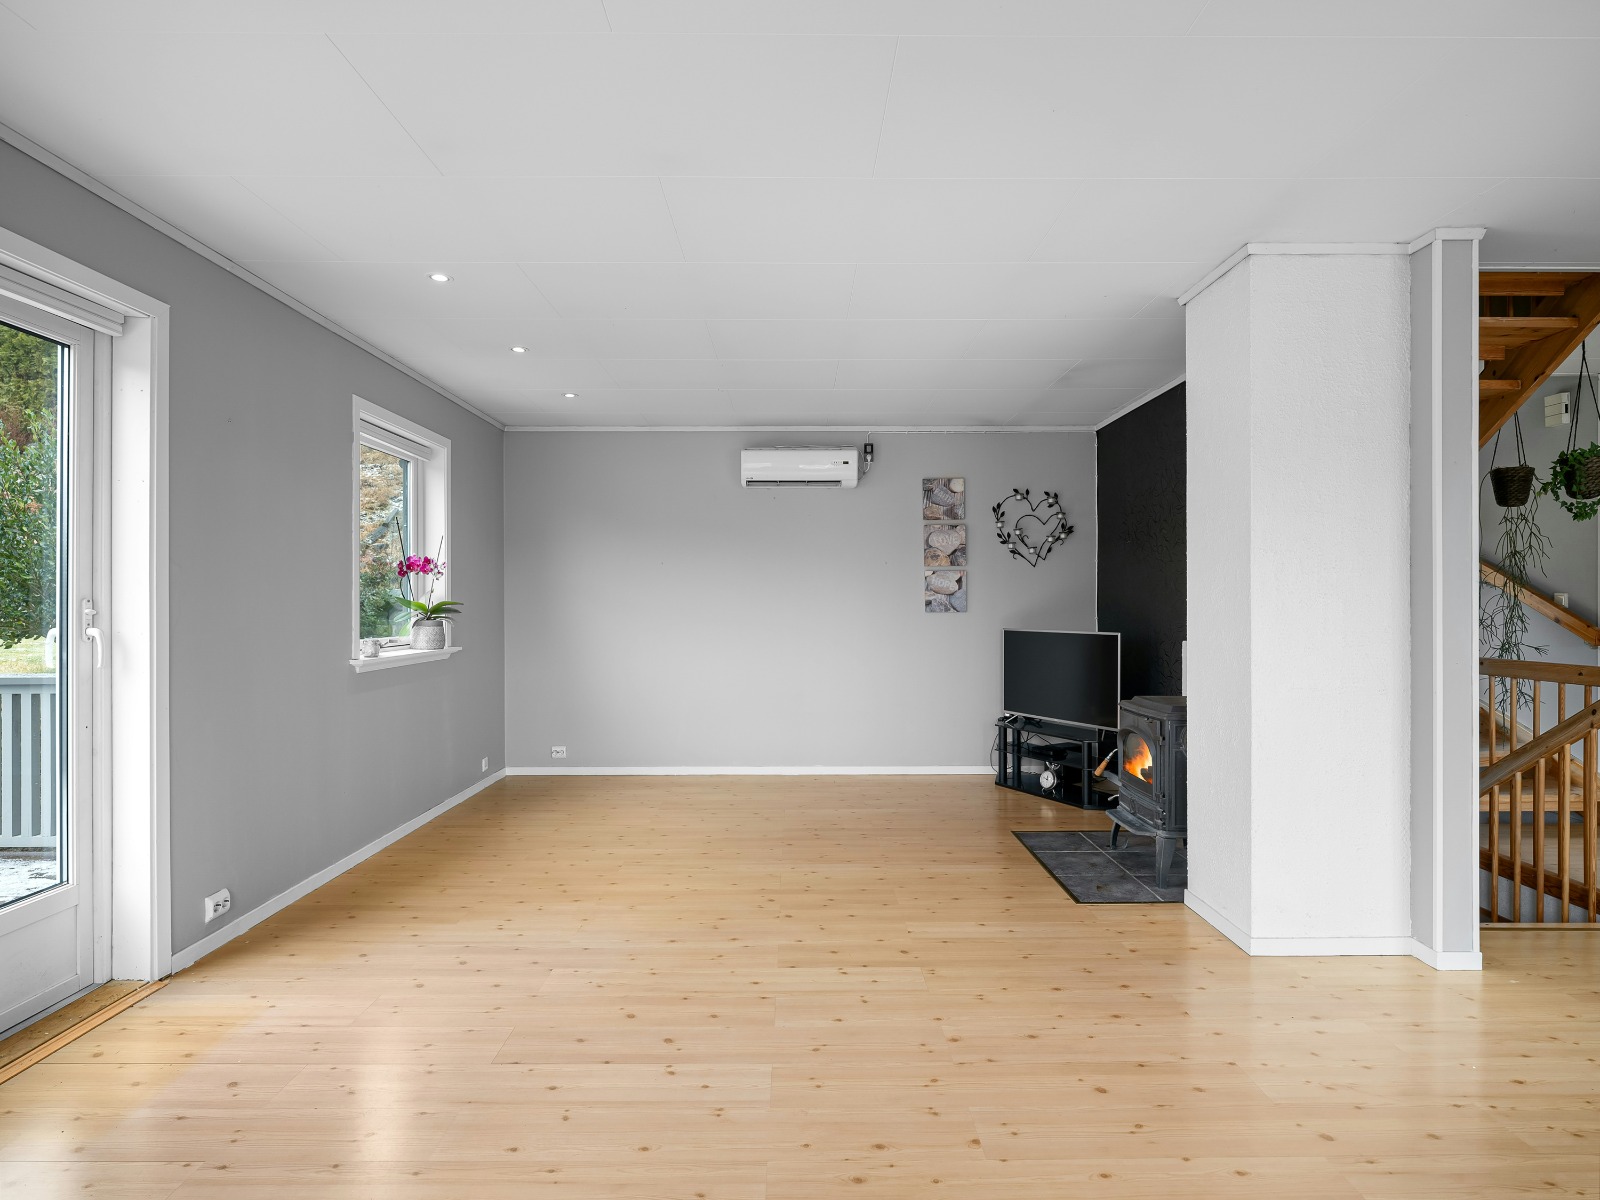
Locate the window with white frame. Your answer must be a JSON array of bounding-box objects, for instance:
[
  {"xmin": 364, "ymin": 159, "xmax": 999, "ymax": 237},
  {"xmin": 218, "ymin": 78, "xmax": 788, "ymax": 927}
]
[{"xmin": 352, "ymin": 398, "xmax": 450, "ymax": 661}]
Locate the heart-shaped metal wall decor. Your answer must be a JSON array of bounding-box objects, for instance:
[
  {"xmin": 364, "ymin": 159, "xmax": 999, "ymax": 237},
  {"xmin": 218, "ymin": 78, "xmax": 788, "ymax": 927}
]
[{"xmin": 991, "ymin": 488, "xmax": 1073, "ymax": 567}]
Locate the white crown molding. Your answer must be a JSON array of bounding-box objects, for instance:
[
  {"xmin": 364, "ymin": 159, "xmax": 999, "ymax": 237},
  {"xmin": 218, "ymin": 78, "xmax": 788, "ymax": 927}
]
[
  {"xmin": 1407, "ymin": 226, "xmax": 1486, "ymax": 253},
  {"xmin": 0, "ymin": 118, "xmax": 506, "ymax": 432},
  {"xmin": 1481, "ymin": 261, "xmax": 1600, "ymax": 271},
  {"xmin": 507, "ymin": 766, "xmax": 993, "ymax": 776},
  {"xmin": 1179, "ymin": 230, "xmax": 1499, "ymax": 307},
  {"xmin": 501, "ymin": 424, "xmax": 1096, "ymax": 434},
  {"xmin": 1092, "ymin": 374, "xmax": 1185, "ymax": 430},
  {"xmin": 1178, "ymin": 240, "xmax": 1412, "ymax": 307}
]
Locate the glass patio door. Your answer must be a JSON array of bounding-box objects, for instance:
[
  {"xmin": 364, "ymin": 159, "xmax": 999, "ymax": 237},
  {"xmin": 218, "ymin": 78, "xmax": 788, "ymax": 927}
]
[{"xmin": 0, "ymin": 298, "xmax": 102, "ymax": 1034}]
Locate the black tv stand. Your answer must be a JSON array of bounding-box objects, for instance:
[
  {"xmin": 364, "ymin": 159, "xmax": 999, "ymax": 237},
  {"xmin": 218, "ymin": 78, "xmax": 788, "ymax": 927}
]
[{"xmin": 995, "ymin": 715, "xmax": 1116, "ymax": 809}]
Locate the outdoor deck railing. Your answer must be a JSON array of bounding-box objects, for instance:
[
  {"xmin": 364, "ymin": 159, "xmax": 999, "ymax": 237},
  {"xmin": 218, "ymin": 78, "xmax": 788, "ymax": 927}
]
[{"xmin": 1, "ymin": 674, "xmax": 57, "ymax": 848}]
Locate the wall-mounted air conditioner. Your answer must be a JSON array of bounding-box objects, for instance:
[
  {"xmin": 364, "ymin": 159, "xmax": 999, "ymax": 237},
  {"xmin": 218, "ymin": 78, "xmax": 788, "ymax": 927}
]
[{"xmin": 740, "ymin": 447, "xmax": 859, "ymax": 488}]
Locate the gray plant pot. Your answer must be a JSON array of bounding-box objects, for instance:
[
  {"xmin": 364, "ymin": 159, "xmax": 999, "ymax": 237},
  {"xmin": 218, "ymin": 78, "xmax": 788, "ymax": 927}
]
[{"xmin": 411, "ymin": 619, "xmax": 447, "ymax": 650}]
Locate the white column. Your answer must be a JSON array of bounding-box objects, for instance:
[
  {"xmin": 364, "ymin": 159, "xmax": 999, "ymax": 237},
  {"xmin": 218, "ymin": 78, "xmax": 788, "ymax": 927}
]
[
  {"xmin": 1408, "ymin": 229, "xmax": 1485, "ymax": 969},
  {"xmin": 1183, "ymin": 245, "xmax": 1417, "ymax": 955}
]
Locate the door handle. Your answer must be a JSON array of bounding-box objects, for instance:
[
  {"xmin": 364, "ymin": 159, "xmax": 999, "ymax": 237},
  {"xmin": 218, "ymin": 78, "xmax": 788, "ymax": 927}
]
[{"xmin": 82, "ymin": 599, "xmax": 104, "ymax": 669}]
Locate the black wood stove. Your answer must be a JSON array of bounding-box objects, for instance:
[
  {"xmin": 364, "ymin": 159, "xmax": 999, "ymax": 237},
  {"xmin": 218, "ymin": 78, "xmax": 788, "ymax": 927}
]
[{"xmin": 1110, "ymin": 695, "xmax": 1188, "ymax": 887}]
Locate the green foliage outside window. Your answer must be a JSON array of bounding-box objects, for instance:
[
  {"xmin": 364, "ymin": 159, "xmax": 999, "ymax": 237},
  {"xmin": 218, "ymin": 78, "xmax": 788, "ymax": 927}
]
[
  {"xmin": 358, "ymin": 445, "xmax": 409, "ymax": 638},
  {"xmin": 0, "ymin": 322, "xmax": 59, "ymax": 653}
]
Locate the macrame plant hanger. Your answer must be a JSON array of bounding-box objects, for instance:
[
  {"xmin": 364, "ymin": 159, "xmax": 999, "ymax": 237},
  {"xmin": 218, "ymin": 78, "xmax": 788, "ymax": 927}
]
[
  {"xmin": 1561, "ymin": 342, "xmax": 1600, "ymax": 503},
  {"xmin": 1489, "ymin": 413, "xmax": 1534, "ymax": 508}
]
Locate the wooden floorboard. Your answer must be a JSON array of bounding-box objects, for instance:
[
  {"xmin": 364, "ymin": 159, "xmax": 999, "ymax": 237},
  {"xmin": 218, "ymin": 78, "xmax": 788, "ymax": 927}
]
[{"xmin": 0, "ymin": 775, "xmax": 1596, "ymax": 1198}]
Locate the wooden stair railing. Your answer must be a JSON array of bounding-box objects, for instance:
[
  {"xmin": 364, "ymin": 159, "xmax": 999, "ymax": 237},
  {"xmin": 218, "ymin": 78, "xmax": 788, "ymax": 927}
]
[
  {"xmin": 1480, "ymin": 658, "xmax": 1600, "ymax": 925},
  {"xmin": 1478, "ymin": 657, "xmax": 1600, "ymax": 685},
  {"xmin": 1479, "ymin": 270, "xmax": 1600, "ymax": 446},
  {"xmin": 1481, "ymin": 560, "xmax": 1600, "ymax": 649},
  {"xmin": 1482, "ymin": 699, "xmax": 1588, "ymax": 815},
  {"xmin": 1480, "ymin": 700, "xmax": 1600, "ymax": 794}
]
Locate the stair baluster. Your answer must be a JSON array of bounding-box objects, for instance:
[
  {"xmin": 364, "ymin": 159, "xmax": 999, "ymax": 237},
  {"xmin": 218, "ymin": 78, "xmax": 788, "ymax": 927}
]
[{"xmin": 1479, "ymin": 659, "xmax": 1600, "ymax": 926}]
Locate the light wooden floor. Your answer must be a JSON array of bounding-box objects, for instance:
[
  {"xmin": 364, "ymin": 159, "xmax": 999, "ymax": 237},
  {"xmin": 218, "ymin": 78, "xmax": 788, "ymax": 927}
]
[{"xmin": 1, "ymin": 776, "xmax": 1597, "ymax": 1198}]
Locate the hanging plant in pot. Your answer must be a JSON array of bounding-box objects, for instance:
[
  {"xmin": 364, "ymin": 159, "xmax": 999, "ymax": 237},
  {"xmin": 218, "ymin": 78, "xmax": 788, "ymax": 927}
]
[
  {"xmin": 394, "ymin": 529, "xmax": 461, "ymax": 650},
  {"xmin": 1481, "ymin": 418, "xmax": 1551, "ymax": 717},
  {"xmin": 1539, "ymin": 343, "xmax": 1600, "ymax": 521},
  {"xmin": 1488, "ymin": 414, "xmax": 1536, "ymax": 508}
]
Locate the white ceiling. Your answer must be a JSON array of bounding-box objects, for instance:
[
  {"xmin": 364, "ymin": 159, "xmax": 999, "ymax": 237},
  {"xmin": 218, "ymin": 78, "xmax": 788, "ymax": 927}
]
[{"xmin": 1, "ymin": 2, "xmax": 1598, "ymax": 428}]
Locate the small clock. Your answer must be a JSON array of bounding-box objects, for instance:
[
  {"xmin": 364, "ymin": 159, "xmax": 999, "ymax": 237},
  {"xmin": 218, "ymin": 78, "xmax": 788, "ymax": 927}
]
[{"xmin": 1038, "ymin": 767, "xmax": 1058, "ymax": 793}]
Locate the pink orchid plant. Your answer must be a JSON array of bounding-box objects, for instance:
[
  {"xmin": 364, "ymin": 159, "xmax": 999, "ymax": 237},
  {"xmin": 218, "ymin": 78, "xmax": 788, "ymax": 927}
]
[{"xmin": 393, "ymin": 527, "xmax": 462, "ymax": 625}]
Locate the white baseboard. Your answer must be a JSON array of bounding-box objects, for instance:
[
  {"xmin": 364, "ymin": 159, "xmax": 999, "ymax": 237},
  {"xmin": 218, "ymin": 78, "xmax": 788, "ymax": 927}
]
[
  {"xmin": 1406, "ymin": 941, "xmax": 1483, "ymax": 971},
  {"xmin": 169, "ymin": 769, "xmax": 507, "ymax": 973},
  {"xmin": 1183, "ymin": 890, "xmax": 1474, "ymax": 966},
  {"xmin": 1182, "ymin": 891, "xmax": 1256, "ymax": 953},
  {"xmin": 506, "ymin": 766, "xmax": 993, "ymax": 776}
]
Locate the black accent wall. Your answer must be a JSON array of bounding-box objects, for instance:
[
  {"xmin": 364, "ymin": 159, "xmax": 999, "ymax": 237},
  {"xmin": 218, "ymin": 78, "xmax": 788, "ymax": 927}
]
[{"xmin": 1097, "ymin": 384, "xmax": 1186, "ymax": 699}]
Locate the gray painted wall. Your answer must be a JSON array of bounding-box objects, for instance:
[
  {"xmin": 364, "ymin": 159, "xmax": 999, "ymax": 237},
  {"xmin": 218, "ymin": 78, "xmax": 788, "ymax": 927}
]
[
  {"xmin": 502, "ymin": 431, "xmax": 1096, "ymax": 769},
  {"xmin": 0, "ymin": 142, "xmax": 507, "ymax": 955}
]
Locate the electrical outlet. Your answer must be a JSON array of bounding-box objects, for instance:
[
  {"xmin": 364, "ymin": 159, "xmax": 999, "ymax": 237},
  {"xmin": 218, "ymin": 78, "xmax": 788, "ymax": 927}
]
[
  {"xmin": 203, "ymin": 888, "xmax": 231, "ymax": 923},
  {"xmin": 551, "ymin": 746, "xmax": 568, "ymax": 759},
  {"xmin": 481, "ymin": 757, "xmax": 489, "ymax": 772}
]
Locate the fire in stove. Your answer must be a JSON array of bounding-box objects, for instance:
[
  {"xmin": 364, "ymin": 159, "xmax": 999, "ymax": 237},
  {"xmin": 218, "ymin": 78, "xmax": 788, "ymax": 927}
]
[
  {"xmin": 1112, "ymin": 697, "xmax": 1188, "ymax": 889},
  {"xmin": 1125, "ymin": 736, "xmax": 1153, "ymax": 783}
]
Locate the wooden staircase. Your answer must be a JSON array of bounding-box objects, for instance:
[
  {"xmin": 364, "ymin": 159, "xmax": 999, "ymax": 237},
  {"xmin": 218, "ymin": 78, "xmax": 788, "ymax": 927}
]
[
  {"xmin": 1479, "ymin": 271, "xmax": 1600, "ymax": 447},
  {"xmin": 1479, "ymin": 658, "xmax": 1600, "ymax": 924}
]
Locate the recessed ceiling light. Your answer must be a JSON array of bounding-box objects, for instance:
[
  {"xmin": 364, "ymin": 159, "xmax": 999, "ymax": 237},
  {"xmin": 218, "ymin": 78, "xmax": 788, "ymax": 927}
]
[
  {"xmin": 563, "ymin": 393, "xmax": 578, "ymax": 399},
  {"xmin": 428, "ymin": 272, "xmax": 451, "ymax": 283},
  {"xmin": 511, "ymin": 346, "xmax": 527, "ymax": 353}
]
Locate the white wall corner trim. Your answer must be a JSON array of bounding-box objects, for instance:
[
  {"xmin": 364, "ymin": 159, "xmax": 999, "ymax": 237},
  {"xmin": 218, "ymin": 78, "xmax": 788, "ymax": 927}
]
[
  {"xmin": 0, "ymin": 118, "xmax": 505, "ymax": 433},
  {"xmin": 500, "ymin": 425, "xmax": 1097, "ymax": 434},
  {"xmin": 1092, "ymin": 374, "xmax": 1186, "ymax": 431},
  {"xmin": 1179, "ymin": 241, "xmax": 1412, "ymax": 307},
  {"xmin": 168, "ymin": 770, "xmax": 507, "ymax": 974},
  {"xmin": 507, "ymin": 766, "xmax": 994, "ymax": 777}
]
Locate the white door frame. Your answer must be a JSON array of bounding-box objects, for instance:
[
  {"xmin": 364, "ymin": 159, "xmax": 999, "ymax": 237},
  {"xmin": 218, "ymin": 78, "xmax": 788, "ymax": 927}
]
[
  {"xmin": 0, "ymin": 223, "xmax": 171, "ymax": 983},
  {"xmin": 0, "ymin": 297, "xmax": 100, "ymax": 1032}
]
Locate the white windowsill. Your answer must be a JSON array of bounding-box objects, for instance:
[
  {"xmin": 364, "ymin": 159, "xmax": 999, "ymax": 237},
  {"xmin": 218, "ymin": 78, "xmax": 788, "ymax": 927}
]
[{"xmin": 349, "ymin": 645, "xmax": 461, "ymax": 673}]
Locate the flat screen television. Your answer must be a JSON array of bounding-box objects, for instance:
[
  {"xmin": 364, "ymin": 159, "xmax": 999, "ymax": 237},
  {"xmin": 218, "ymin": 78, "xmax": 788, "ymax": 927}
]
[{"xmin": 1003, "ymin": 629, "xmax": 1121, "ymax": 730}]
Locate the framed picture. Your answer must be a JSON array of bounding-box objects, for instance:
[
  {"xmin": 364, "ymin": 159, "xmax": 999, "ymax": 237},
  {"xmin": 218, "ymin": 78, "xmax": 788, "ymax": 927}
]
[
  {"xmin": 924, "ymin": 523, "xmax": 967, "ymax": 567},
  {"xmin": 925, "ymin": 569, "xmax": 967, "ymax": 613},
  {"xmin": 923, "ymin": 477, "xmax": 965, "ymax": 521}
]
